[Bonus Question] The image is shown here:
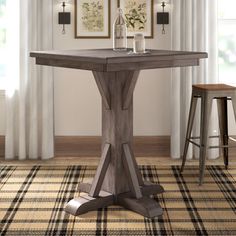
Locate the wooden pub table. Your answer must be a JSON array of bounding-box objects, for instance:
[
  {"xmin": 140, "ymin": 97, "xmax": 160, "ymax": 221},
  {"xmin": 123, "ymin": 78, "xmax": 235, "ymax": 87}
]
[{"xmin": 30, "ymin": 49, "xmax": 207, "ymax": 218}]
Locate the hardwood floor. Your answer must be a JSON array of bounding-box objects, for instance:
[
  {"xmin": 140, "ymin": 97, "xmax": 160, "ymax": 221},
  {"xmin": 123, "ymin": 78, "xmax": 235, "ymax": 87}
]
[
  {"xmin": 0, "ymin": 135, "xmax": 235, "ymax": 166},
  {"xmin": 54, "ymin": 136, "xmax": 170, "ymax": 157},
  {"xmin": 0, "ymin": 136, "xmax": 170, "ymax": 159},
  {"xmin": 0, "ymin": 136, "xmax": 4, "ymax": 157}
]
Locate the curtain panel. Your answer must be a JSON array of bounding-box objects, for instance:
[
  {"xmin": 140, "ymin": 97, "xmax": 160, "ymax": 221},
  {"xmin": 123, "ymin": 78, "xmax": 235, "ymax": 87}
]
[
  {"xmin": 5, "ymin": 0, "xmax": 54, "ymax": 160},
  {"xmin": 170, "ymin": 0, "xmax": 219, "ymax": 159}
]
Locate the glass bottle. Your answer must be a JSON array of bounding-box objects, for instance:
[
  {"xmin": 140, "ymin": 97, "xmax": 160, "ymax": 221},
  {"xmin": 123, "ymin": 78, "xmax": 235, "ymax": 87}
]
[{"xmin": 113, "ymin": 8, "xmax": 127, "ymax": 51}]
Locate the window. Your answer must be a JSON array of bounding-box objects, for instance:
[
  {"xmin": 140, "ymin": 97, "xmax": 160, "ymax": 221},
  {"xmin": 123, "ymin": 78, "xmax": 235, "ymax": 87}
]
[
  {"xmin": 0, "ymin": 0, "xmax": 19, "ymax": 92},
  {"xmin": 0, "ymin": 0, "xmax": 7, "ymax": 89},
  {"xmin": 218, "ymin": 0, "xmax": 236, "ymax": 84}
]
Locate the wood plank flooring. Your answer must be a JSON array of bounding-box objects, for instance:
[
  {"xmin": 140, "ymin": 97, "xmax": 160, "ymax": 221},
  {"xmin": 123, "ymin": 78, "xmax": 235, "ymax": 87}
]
[
  {"xmin": 0, "ymin": 136, "xmax": 170, "ymax": 158},
  {"xmin": 0, "ymin": 136, "xmax": 235, "ymax": 166},
  {"xmin": 54, "ymin": 136, "xmax": 170, "ymax": 157}
]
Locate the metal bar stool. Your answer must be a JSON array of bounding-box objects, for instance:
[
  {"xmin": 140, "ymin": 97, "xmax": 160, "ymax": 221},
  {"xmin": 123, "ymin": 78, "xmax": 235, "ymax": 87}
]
[{"xmin": 180, "ymin": 84, "xmax": 236, "ymax": 185}]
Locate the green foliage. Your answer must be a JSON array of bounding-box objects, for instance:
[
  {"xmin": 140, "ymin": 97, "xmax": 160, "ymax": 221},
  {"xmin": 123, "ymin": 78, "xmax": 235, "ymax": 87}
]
[
  {"xmin": 81, "ymin": 1, "xmax": 104, "ymax": 32},
  {"xmin": 124, "ymin": 1, "xmax": 147, "ymax": 31}
]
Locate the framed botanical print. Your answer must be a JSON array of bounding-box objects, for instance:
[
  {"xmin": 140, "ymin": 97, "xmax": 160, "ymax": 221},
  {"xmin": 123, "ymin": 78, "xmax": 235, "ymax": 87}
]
[
  {"xmin": 118, "ymin": 0, "xmax": 153, "ymax": 38},
  {"xmin": 75, "ymin": 0, "xmax": 110, "ymax": 38}
]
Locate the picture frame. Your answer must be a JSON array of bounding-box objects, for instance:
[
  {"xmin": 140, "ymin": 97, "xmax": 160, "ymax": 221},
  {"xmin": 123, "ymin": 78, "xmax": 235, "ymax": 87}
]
[
  {"xmin": 118, "ymin": 0, "xmax": 153, "ymax": 38},
  {"xmin": 75, "ymin": 0, "xmax": 111, "ymax": 38}
]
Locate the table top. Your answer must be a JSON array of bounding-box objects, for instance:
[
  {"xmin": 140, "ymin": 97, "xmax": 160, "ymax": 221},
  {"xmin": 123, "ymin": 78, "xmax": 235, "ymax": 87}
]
[{"xmin": 30, "ymin": 48, "xmax": 208, "ymax": 72}]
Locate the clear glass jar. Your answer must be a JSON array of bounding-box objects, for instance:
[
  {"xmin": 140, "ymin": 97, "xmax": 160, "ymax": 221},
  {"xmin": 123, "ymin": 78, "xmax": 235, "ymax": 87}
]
[
  {"xmin": 113, "ymin": 8, "xmax": 127, "ymax": 51},
  {"xmin": 133, "ymin": 33, "xmax": 145, "ymax": 53}
]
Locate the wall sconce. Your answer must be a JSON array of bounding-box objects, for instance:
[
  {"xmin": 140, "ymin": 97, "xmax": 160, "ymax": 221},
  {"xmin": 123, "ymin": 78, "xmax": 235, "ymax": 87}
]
[
  {"xmin": 58, "ymin": 0, "xmax": 71, "ymax": 34},
  {"xmin": 157, "ymin": 1, "xmax": 169, "ymax": 34}
]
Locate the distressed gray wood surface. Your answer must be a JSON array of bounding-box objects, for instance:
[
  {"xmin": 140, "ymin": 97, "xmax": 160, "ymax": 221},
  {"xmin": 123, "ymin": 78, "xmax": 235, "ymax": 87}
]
[
  {"xmin": 31, "ymin": 48, "xmax": 208, "ymax": 218},
  {"xmin": 93, "ymin": 71, "xmax": 111, "ymax": 109},
  {"xmin": 100, "ymin": 71, "xmax": 134, "ymax": 195},
  {"xmin": 30, "ymin": 49, "xmax": 207, "ymax": 72},
  {"xmin": 79, "ymin": 182, "xmax": 164, "ymax": 197},
  {"xmin": 117, "ymin": 196, "xmax": 163, "ymax": 218},
  {"xmin": 122, "ymin": 143, "xmax": 143, "ymax": 199},
  {"xmin": 122, "ymin": 71, "xmax": 140, "ymax": 110},
  {"xmin": 67, "ymin": 70, "xmax": 165, "ymax": 217},
  {"xmin": 65, "ymin": 192, "xmax": 114, "ymax": 216},
  {"xmin": 89, "ymin": 143, "xmax": 111, "ymax": 197}
]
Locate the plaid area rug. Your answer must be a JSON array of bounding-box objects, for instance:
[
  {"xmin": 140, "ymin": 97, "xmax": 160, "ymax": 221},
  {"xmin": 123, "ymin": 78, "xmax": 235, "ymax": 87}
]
[{"xmin": 0, "ymin": 165, "xmax": 236, "ymax": 236}]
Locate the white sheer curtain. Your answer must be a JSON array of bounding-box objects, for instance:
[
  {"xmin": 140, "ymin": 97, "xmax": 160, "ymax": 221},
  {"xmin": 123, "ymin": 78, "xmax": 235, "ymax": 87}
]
[
  {"xmin": 5, "ymin": 0, "xmax": 54, "ymax": 160},
  {"xmin": 170, "ymin": 0, "xmax": 219, "ymax": 159}
]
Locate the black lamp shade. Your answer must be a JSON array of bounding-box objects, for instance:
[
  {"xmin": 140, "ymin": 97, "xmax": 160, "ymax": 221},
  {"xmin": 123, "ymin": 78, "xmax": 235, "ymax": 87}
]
[
  {"xmin": 58, "ymin": 12, "xmax": 71, "ymax": 25},
  {"xmin": 157, "ymin": 12, "xmax": 169, "ymax": 25}
]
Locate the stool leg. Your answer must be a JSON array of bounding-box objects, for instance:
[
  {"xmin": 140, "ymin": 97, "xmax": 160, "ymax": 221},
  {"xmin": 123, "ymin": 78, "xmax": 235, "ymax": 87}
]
[
  {"xmin": 199, "ymin": 95, "xmax": 212, "ymax": 185},
  {"xmin": 180, "ymin": 95, "xmax": 198, "ymax": 172},
  {"xmin": 231, "ymin": 93, "xmax": 236, "ymax": 169},
  {"xmin": 217, "ymin": 98, "xmax": 228, "ymax": 169}
]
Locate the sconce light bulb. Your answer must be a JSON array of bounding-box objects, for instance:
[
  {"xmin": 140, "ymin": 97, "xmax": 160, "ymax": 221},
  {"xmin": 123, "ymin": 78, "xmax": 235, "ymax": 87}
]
[
  {"xmin": 161, "ymin": 2, "xmax": 166, "ymax": 8},
  {"xmin": 62, "ymin": 2, "xmax": 66, "ymax": 12}
]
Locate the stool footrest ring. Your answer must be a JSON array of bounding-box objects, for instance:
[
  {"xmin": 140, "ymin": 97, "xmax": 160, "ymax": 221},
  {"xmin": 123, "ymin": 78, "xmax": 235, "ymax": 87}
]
[{"xmin": 187, "ymin": 138, "xmax": 236, "ymax": 149}]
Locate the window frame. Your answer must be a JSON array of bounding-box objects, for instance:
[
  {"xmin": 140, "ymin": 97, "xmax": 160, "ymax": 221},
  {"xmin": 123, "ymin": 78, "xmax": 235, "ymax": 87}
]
[{"xmin": 218, "ymin": 3, "xmax": 236, "ymax": 84}]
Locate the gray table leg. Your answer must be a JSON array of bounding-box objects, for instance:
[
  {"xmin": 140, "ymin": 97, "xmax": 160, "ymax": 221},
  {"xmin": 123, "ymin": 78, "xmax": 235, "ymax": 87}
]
[{"xmin": 65, "ymin": 70, "xmax": 164, "ymax": 218}]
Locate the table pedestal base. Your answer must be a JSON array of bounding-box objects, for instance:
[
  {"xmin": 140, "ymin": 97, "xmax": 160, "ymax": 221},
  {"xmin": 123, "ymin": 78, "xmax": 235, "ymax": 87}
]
[
  {"xmin": 65, "ymin": 70, "xmax": 165, "ymax": 218},
  {"xmin": 65, "ymin": 182, "xmax": 164, "ymax": 218}
]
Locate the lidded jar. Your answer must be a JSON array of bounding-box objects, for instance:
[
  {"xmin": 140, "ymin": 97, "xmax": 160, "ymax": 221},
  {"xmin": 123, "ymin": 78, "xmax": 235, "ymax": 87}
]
[{"xmin": 113, "ymin": 8, "xmax": 127, "ymax": 51}]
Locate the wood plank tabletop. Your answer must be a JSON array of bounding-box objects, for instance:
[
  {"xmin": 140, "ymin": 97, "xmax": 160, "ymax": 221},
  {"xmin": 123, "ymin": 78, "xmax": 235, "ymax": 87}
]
[{"xmin": 30, "ymin": 48, "xmax": 208, "ymax": 72}]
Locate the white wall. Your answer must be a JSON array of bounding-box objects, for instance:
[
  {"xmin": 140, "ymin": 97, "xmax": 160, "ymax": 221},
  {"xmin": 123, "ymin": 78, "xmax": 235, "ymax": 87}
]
[
  {"xmin": 0, "ymin": 1, "xmax": 235, "ymax": 137},
  {"xmin": 53, "ymin": 0, "xmax": 172, "ymax": 136}
]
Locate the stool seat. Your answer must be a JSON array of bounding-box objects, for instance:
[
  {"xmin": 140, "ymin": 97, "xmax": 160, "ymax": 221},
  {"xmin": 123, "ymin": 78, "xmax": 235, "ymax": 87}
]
[
  {"xmin": 193, "ymin": 84, "xmax": 236, "ymax": 91},
  {"xmin": 180, "ymin": 83, "xmax": 236, "ymax": 185}
]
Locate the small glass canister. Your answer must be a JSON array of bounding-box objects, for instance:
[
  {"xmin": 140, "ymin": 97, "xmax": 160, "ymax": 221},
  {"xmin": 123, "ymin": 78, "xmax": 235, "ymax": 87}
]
[{"xmin": 133, "ymin": 33, "xmax": 145, "ymax": 53}]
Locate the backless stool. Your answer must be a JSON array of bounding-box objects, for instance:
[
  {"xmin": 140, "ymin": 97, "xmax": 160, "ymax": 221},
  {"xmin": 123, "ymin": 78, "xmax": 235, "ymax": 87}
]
[{"xmin": 180, "ymin": 84, "xmax": 236, "ymax": 185}]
